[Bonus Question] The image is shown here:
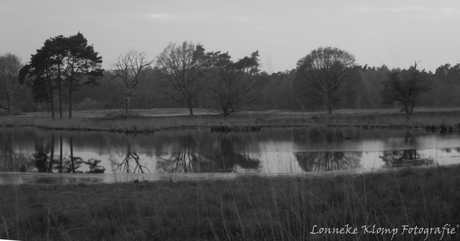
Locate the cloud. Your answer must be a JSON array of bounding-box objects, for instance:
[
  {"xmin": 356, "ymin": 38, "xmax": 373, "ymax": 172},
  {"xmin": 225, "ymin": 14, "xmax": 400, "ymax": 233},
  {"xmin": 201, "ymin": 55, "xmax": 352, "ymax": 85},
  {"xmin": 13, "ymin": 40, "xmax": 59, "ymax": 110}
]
[
  {"xmin": 147, "ymin": 13, "xmax": 171, "ymax": 19},
  {"xmin": 353, "ymin": 6, "xmax": 428, "ymax": 14},
  {"xmin": 352, "ymin": 5, "xmax": 459, "ymax": 16}
]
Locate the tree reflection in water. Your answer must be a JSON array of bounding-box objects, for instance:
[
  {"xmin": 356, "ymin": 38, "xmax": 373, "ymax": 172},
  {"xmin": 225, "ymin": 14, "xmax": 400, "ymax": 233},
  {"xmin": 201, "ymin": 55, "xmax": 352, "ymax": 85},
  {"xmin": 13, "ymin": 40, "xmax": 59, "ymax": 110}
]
[
  {"xmin": 156, "ymin": 134, "xmax": 260, "ymax": 173},
  {"xmin": 30, "ymin": 133, "xmax": 56, "ymax": 172},
  {"xmin": 380, "ymin": 149, "xmax": 417, "ymax": 162},
  {"xmin": 32, "ymin": 151, "xmax": 49, "ymax": 173},
  {"xmin": 111, "ymin": 143, "xmax": 150, "ymax": 174},
  {"xmin": 61, "ymin": 156, "xmax": 84, "ymax": 173},
  {"xmin": 201, "ymin": 136, "xmax": 260, "ymax": 173},
  {"xmin": 156, "ymin": 135, "xmax": 198, "ymax": 173},
  {"xmin": 0, "ymin": 132, "xmax": 30, "ymax": 172},
  {"xmin": 380, "ymin": 131, "xmax": 433, "ymax": 167},
  {"xmin": 85, "ymin": 159, "xmax": 106, "ymax": 173},
  {"xmin": 295, "ymin": 151, "xmax": 361, "ymax": 172},
  {"xmin": 30, "ymin": 153, "xmax": 106, "ymax": 174},
  {"xmin": 5, "ymin": 132, "xmax": 106, "ymax": 174},
  {"xmin": 380, "ymin": 149, "xmax": 434, "ymax": 167}
]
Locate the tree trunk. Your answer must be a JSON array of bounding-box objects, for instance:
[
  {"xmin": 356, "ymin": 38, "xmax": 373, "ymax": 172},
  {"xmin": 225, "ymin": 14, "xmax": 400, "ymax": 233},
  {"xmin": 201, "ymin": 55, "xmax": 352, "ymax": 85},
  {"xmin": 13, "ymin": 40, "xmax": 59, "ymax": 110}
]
[
  {"xmin": 188, "ymin": 99, "xmax": 194, "ymax": 116},
  {"xmin": 68, "ymin": 76, "xmax": 73, "ymax": 119},
  {"xmin": 46, "ymin": 74, "xmax": 55, "ymax": 119},
  {"xmin": 57, "ymin": 64, "xmax": 63, "ymax": 120},
  {"xmin": 223, "ymin": 108, "xmax": 230, "ymax": 118},
  {"xmin": 125, "ymin": 96, "xmax": 129, "ymax": 116},
  {"xmin": 50, "ymin": 88, "xmax": 55, "ymax": 119},
  {"xmin": 6, "ymin": 101, "xmax": 10, "ymax": 115},
  {"xmin": 4, "ymin": 88, "xmax": 11, "ymax": 115},
  {"xmin": 125, "ymin": 89, "xmax": 130, "ymax": 116},
  {"xmin": 404, "ymin": 103, "xmax": 411, "ymax": 121}
]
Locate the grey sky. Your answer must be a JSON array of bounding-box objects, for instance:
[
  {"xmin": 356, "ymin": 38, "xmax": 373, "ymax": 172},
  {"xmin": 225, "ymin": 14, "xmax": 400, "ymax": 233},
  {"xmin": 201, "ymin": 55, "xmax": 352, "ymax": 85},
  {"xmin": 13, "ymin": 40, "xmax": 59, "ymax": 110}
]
[{"xmin": 2, "ymin": 0, "xmax": 459, "ymax": 73}]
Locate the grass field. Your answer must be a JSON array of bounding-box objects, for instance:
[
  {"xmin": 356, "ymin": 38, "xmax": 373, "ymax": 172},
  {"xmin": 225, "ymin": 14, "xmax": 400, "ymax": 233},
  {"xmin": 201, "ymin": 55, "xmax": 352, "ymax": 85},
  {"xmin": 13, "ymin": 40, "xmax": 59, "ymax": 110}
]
[
  {"xmin": 1, "ymin": 107, "xmax": 460, "ymax": 133},
  {"xmin": 1, "ymin": 165, "xmax": 460, "ymax": 240},
  {"xmin": 1, "ymin": 108, "xmax": 460, "ymax": 240}
]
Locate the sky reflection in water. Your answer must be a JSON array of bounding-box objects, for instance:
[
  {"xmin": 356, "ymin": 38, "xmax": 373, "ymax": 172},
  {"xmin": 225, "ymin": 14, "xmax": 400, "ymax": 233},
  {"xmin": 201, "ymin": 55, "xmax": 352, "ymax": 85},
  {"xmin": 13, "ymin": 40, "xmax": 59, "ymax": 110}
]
[{"xmin": 1, "ymin": 127, "xmax": 460, "ymax": 184}]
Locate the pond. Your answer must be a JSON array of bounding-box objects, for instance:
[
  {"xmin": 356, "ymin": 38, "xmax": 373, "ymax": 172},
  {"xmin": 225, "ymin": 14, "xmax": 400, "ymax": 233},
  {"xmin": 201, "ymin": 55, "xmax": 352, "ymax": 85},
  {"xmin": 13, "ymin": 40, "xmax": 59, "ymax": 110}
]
[{"xmin": 1, "ymin": 126, "xmax": 460, "ymax": 184}]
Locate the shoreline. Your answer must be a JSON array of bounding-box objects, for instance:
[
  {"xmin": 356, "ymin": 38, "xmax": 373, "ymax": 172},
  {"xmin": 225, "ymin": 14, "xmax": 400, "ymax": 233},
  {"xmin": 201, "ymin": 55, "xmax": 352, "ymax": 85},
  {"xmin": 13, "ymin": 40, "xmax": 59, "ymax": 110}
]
[
  {"xmin": 0, "ymin": 164, "xmax": 436, "ymax": 185},
  {"xmin": 2, "ymin": 108, "xmax": 460, "ymax": 133}
]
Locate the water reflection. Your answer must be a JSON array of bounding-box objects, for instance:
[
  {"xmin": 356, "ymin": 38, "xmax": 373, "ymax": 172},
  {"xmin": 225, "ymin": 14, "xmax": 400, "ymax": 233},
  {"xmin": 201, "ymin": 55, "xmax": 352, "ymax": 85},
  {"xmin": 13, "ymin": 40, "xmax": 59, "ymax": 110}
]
[
  {"xmin": 0, "ymin": 132, "xmax": 26, "ymax": 172},
  {"xmin": 27, "ymin": 133, "xmax": 54, "ymax": 173},
  {"xmin": 111, "ymin": 143, "xmax": 149, "ymax": 174},
  {"xmin": 379, "ymin": 131, "xmax": 434, "ymax": 167},
  {"xmin": 295, "ymin": 151, "xmax": 361, "ymax": 172},
  {"xmin": 86, "ymin": 159, "xmax": 106, "ymax": 173},
  {"xmin": 1, "ymin": 127, "xmax": 460, "ymax": 183},
  {"xmin": 156, "ymin": 135, "xmax": 199, "ymax": 173},
  {"xmin": 12, "ymin": 132, "xmax": 107, "ymax": 174},
  {"xmin": 156, "ymin": 134, "xmax": 260, "ymax": 173},
  {"xmin": 31, "ymin": 151, "xmax": 49, "ymax": 172}
]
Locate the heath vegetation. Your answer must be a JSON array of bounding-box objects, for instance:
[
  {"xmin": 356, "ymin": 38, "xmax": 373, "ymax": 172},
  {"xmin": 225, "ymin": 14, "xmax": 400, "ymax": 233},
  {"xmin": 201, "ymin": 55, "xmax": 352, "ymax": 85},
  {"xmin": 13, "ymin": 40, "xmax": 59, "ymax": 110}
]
[{"xmin": 1, "ymin": 165, "xmax": 460, "ymax": 240}]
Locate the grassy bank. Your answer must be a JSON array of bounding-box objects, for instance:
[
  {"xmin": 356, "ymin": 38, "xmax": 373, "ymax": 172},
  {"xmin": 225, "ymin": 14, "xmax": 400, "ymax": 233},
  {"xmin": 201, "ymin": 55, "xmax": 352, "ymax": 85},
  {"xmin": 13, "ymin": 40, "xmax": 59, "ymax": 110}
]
[
  {"xmin": 2, "ymin": 107, "xmax": 460, "ymax": 133},
  {"xmin": 1, "ymin": 166, "xmax": 460, "ymax": 240}
]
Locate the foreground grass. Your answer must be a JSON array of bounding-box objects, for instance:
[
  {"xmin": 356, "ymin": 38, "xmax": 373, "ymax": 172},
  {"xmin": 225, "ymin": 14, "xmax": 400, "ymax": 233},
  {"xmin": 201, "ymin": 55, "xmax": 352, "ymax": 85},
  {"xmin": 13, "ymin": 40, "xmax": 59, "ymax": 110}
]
[
  {"xmin": 2, "ymin": 107, "xmax": 460, "ymax": 133},
  {"xmin": 1, "ymin": 166, "xmax": 460, "ymax": 240}
]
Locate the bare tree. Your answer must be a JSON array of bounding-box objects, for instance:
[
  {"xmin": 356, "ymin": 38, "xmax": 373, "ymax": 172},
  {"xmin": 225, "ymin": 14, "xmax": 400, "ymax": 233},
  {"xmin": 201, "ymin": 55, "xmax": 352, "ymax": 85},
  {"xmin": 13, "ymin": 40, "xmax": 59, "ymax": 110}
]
[
  {"xmin": 155, "ymin": 41, "xmax": 208, "ymax": 116},
  {"xmin": 0, "ymin": 53, "xmax": 26, "ymax": 114},
  {"xmin": 110, "ymin": 49, "xmax": 154, "ymax": 116},
  {"xmin": 295, "ymin": 46, "xmax": 358, "ymax": 114},
  {"xmin": 381, "ymin": 62, "xmax": 430, "ymax": 120},
  {"xmin": 207, "ymin": 51, "xmax": 260, "ymax": 117}
]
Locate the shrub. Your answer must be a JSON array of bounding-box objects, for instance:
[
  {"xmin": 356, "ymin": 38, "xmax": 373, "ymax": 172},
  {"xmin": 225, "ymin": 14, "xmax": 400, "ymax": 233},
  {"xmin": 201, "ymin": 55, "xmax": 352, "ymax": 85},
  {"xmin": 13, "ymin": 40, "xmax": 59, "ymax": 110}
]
[
  {"xmin": 0, "ymin": 107, "xmax": 21, "ymax": 116},
  {"xmin": 75, "ymin": 98, "xmax": 102, "ymax": 110}
]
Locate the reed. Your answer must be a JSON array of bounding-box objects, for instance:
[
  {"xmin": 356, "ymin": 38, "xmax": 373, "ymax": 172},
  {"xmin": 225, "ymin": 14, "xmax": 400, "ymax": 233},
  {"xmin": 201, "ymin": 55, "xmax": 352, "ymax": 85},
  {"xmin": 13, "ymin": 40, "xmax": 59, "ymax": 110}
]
[{"xmin": 1, "ymin": 165, "xmax": 460, "ymax": 240}]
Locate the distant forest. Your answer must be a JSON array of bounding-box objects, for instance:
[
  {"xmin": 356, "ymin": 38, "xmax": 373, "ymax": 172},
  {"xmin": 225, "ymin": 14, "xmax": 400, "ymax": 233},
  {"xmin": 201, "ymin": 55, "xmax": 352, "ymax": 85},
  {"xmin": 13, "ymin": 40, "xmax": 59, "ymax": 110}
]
[
  {"xmin": 1, "ymin": 33, "xmax": 460, "ymax": 117},
  {"xmin": 71, "ymin": 63, "xmax": 459, "ymax": 111}
]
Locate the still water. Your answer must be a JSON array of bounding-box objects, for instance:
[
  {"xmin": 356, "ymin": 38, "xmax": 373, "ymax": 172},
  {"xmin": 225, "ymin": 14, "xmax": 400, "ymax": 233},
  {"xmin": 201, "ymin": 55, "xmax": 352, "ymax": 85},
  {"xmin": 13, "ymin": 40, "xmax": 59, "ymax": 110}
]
[{"xmin": 1, "ymin": 127, "xmax": 460, "ymax": 184}]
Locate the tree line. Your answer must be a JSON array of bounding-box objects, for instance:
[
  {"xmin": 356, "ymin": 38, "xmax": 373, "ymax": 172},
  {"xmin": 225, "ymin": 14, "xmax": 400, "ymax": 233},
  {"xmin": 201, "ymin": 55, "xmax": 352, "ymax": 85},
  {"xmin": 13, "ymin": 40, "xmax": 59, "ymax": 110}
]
[{"xmin": 1, "ymin": 32, "xmax": 459, "ymax": 119}]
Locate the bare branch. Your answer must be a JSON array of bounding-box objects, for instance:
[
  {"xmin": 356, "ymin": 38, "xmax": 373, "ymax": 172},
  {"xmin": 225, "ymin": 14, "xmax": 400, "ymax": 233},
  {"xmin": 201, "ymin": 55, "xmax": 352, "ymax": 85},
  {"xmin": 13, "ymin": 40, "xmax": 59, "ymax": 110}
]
[
  {"xmin": 155, "ymin": 41, "xmax": 207, "ymax": 116},
  {"xmin": 110, "ymin": 48, "xmax": 154, "ymax": 115},
  {"xmin": 0, "ymin": 53, "xmax": 25, "ymax": 114}
]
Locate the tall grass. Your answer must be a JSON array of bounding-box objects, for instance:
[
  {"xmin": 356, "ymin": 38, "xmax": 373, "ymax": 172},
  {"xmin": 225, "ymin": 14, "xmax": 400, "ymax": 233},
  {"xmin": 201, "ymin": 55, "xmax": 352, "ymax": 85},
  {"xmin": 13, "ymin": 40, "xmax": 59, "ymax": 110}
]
[{"xmin": 1, "ymin": 165, "xmax": 460, "ymax": 240}]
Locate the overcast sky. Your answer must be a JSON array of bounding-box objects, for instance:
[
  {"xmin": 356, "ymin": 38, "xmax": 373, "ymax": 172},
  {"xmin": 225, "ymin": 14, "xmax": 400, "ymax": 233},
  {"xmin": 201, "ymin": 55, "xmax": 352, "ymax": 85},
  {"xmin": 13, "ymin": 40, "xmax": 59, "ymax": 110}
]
[{"xmin": 2, "ymin": 0, "xmax": 459, "ymax": 73}]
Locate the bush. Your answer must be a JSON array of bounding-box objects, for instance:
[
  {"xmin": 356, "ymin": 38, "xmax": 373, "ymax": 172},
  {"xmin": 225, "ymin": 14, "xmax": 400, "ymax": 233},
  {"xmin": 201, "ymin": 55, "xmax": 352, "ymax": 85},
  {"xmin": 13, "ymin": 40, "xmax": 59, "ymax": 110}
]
[
  {"xmin": 0, "ymin": 107, "xmax": 22, "ymax": 116},
  {"xmin": 75, "ymin": 98, "xmax": 102, "ymax": 111}
]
